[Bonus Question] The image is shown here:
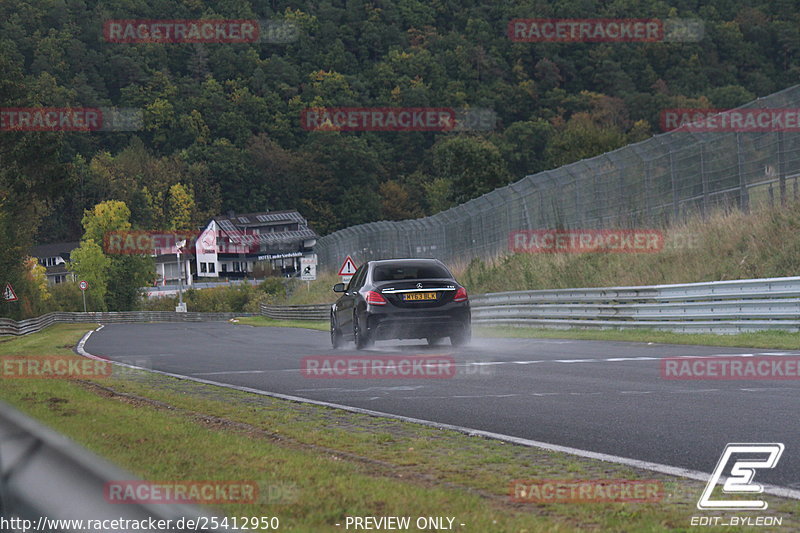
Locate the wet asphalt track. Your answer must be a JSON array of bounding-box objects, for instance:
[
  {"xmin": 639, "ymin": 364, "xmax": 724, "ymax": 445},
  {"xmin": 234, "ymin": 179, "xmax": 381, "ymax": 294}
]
[{"xmin": 84, "ymin": 322, "xmax": 800, "ymax": 488}]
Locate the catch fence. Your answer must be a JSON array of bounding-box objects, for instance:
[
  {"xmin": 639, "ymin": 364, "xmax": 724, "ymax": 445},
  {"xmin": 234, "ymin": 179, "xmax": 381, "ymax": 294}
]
[{"xmin": 316, "ymin": 85, "xmax": 800, "ymax": 268}]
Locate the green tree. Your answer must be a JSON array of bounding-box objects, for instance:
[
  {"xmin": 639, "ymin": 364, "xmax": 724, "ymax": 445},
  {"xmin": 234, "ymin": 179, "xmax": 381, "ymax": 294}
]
[
  {"xmin": 168, "ymin": 183, "xmax": 196, "ymax": 231},
  {"xmin": 545, "ymin": 113, "xmax": 627, "ymax": 168},
  {"xmin": 423, "ymin": 177, "xmax": 454, "ymax": 214},
  {"xmin": 79, "ymin": 200, "xmax": 154, "ymax": 311},
  {"xmin": 68, "ymin": 239, "xmax": 110, "ymax": 311},
  {"xmin": 379, "ymin": 180, "xmax": 423, "ymax": 220},
  {"xmin": 432, "ymin": 137, "xmax": 510, "ymax": 205},
  {"xmin": 81, "ymin": 200, "xmax": 132, "ymax": 246},
  {"xmin": 105, "ymin": 255, "xmax": 155, "ymax": 312}
]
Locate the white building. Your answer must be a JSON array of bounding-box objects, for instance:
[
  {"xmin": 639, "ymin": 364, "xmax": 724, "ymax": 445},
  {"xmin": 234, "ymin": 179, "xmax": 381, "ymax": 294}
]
[{"xmin": 194, "ymin": 211, "xmax": 317, "ymax": 279}]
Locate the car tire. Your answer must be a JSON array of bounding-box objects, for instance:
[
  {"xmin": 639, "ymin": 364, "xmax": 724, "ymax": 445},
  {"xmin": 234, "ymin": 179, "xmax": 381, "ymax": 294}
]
[
  {"xmin": 353, "ymin": 313, "xmax": 373, "ymax": 350},
  {"xmin": 450, "ymin": 326, "xmax": 471, "ymax": 347},
  {"xmin": 330, "ymin": 314, "xmax": 343, "ymax": 349}
]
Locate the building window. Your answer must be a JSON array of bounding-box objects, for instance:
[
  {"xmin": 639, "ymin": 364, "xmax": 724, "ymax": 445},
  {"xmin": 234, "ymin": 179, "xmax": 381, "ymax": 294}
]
[
  {"xmin": 200, "ymin": 262, "xmax": 207, "ymax": 273},
  {"xmin": 209, "ymin": 263, "xmax": 215, "ymax": 273},
  {"xmin": 234, "ymin": 262, "xmax": 241, "ymax": 272},
  {"xmin": 221, "ymin": 263, "xmax": 227, "ymax": 272}
]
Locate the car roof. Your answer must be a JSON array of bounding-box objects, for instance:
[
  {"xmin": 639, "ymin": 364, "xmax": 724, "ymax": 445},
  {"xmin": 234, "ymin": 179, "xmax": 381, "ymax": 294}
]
[{"xmin": 368, "ymin": 258, "xmax": 446, "ymax": 268}]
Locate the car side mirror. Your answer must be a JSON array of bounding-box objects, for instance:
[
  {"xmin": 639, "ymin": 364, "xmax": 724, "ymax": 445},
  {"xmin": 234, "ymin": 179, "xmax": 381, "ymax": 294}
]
[{"xmin": 333, "ymin": 283, "xmax": 346, "ymax": 293}]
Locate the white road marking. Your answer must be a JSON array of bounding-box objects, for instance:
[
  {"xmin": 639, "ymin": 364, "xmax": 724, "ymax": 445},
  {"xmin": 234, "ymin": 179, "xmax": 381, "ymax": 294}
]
[
  {"xmin": 604, "ymin": 356, "xmax": 658, "ymax": 361},
  {"xmin": 295, "ymin": 386, "xmax": 424, "ymax": 393},
  {"xmin": 190, "ymin": 370, "xmax": 267, "ymax": 376},
  {"xmin": 115, "ymin": 353, "xmax": 176, "ymax": 357},
  {"xmin": 464, "ymin": 351, "xmax": 800, "ymax": 367}
]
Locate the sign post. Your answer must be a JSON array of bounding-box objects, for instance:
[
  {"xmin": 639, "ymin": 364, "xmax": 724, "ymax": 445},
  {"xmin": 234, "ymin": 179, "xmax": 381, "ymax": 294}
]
[
  {"xmin": 300, "ymin": 255, "xmax": 317, "ymax": 291},
  {"xmin": 175, "ymin": 238, "xmax": 187, "ymax": 312},
  {"xmin": 79, "ymin": 280, "xmax": 88, "ymax": 312},
  {"xmin": 337, "ymin": 255, "xmax": 358, "ymax": 285}
]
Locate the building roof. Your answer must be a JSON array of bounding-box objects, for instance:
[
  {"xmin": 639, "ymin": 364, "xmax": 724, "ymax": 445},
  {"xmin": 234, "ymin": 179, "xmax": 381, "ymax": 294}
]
[
  {"xmin": 216, "ymin": 210, "xmax": 308, "ymax": 227},
  {"xmin": 29, "ymin": 241, "xmax": 80, "ymax": 259},
  {"xmin": 213, "ymin": 210, "xmax": 318, "ymax": 248}
]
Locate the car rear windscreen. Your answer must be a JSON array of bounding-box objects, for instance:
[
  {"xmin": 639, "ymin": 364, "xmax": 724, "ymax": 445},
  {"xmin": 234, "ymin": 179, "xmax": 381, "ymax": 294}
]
[{"xmin": 372, "ymin": 264, "xmax": 451, "ymax": 282}]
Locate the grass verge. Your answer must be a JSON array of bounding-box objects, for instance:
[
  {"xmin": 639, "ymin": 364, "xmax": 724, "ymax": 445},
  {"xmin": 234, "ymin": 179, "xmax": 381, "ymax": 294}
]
[{"xmin": 0, "ymin": 324, "xmax": 797, "ymax": 531}]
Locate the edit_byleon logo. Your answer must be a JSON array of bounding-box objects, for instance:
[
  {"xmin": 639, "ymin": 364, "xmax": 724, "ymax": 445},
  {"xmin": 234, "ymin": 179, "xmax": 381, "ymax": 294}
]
[{"xmin": 697, "ymin": 443, "xmax": 784, "ymax": 511}]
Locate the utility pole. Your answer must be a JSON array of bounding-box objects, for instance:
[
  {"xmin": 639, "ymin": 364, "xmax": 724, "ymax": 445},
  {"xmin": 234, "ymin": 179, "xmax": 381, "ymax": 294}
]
[{"xmin": 175, "ymin": 239, "xmax": 187, "ymax": 312}]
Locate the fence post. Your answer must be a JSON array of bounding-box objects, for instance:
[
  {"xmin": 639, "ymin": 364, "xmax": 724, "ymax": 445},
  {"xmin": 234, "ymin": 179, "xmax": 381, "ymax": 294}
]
[
  {"xmin": 778, "ymin": 131, "xmax": 787, "ymax": 207},
  {"xmin": 736, "ymin": 133, "xmax": 750, "ymax": 213},
  {"xmin": 670, "ymin": 152, "xmax": 679, "ymax": 222},
  {"xmin": 644, "ymin": 160, "xmax": 653, "ymax": 224},
  {"xmin": 700, "ymin": 143, "xmax": 709, "ymax": 217}
]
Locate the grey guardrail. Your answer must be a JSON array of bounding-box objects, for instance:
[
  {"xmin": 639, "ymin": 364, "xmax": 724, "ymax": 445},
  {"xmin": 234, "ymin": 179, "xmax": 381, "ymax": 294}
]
[
  {"xmin": 471, "ymin": 276, "xmax": 800, "ymax": 333},
  {"xmin": 0, "ymin": 400, "xmax": 221, "ymax": 532},
  {"xmin": 260, "ymin": 304, "xmax": 329, "ymax": 321},
  {"xmin": 257, "ymin": 277, "xmax": 800, "ymax": 333},
  {"xmin": 0, "ymin": 312, "xmax": 257, "ymax": 336}
]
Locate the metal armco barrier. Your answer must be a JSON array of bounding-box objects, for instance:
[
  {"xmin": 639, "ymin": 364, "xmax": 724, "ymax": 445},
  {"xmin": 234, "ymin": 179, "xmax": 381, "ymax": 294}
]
[
  {"xmin": 15, "ymin": 277, "xmax": 792, "ymax": 333},
  {"xmin": 0, "ymin": 312, "xmax": 256, "ymax": 337},
  {"xmin": 471, "ymin": 276, "xmax": 800, "ymax": 333},
  {"xmin": 0, "ymin": 400, "xmax": 221, "ymax": 532},
  {"xmin": 260, "ymin": 304, "xmax": 329, "ymax": 321},
  {"xmin": 260, "ymin": 276, "xmax": 800, "ymax": 334}
]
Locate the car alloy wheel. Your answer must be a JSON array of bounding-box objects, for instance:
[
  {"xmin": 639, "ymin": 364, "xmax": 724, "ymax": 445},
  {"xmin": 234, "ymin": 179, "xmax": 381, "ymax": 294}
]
[
  {"xmin": 330, "ymin": 314, "xmax": 343, "ymax": 349},
  {"xmin": 353, "ymin": 313, "xmax": 372, "ymax": 349}
]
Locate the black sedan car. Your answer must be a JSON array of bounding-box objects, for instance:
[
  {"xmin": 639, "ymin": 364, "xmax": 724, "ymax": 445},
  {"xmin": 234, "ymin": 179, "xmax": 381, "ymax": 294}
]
[{"xmin": 330, "ymin": 259, "xmax": 471, "ymax": 349}]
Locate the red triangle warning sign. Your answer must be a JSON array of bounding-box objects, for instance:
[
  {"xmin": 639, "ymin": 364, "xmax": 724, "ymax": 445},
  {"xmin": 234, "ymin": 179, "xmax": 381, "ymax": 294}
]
[
  {"xmin": 3, "ymin": 283, "xmax": 18, "ymax": 302},
  {"xmin": 337, "ymin": 256, "xmax": 358, "ymax": 276}
]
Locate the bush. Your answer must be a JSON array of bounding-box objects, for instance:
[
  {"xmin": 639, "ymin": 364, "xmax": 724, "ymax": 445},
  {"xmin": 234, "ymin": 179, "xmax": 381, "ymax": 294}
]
[
  {"xmin": 49, "ymin": 282, "xmax": 85, "ymax": 312},
  {"xmin": 136, "ymin": 279, "xmax": 288, "ymax": 313}
]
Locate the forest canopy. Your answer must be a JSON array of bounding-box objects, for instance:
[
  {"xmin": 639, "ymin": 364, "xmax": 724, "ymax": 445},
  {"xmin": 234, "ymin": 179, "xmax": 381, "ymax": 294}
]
[{"xmin": 1, "ymin": 0, "xmax": 798, "ymax": 262}]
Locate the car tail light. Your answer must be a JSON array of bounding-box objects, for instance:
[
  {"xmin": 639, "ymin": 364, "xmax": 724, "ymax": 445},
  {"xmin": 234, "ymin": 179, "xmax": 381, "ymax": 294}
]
[
  {"xmin": 366, "ymin": 291, "xmax": 387, "ymax": 305},
  {"xmin": 453, "ymin": 287, "xmax": 468, "ymax": 302}
]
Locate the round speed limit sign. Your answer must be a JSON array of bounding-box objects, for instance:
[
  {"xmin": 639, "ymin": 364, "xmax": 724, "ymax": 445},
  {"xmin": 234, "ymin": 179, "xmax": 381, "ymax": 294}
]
[{"xmin": 79, "ymin": 280, "xmax": 88, "ymax": 291}]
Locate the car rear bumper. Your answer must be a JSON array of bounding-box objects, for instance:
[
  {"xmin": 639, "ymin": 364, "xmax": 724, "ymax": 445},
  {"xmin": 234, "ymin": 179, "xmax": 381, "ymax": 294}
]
[{"xmin": 365, "ymin": 307, "xmax": 470, "ymax": 340}]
